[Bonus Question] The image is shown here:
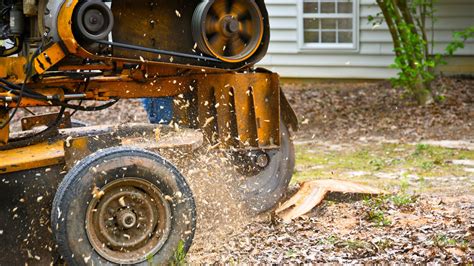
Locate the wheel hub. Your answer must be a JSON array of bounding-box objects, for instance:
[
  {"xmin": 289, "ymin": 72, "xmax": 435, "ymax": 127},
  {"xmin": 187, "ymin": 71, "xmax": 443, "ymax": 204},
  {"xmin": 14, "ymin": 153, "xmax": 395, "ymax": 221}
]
[
  {"xmin": 83, "ymin": 9, "xmax": 105, "ymax": 33},
  {"xmin": 255, "ymin": 152, "xmax": 270, "ymax": 168},
  {"xmin": 221, "ymin": 16, "xmax": 240, "ymax": 36},
  {"xmin": 116, "ymin": 209, "xmax": 137, "ymax": 229},
  {"xmin": 192, "ymin": 0, "xmax": 264, "ymax": 63},
  {"xmin": 86, "ymin": 178, "xmax": 171, "ymax": 264}
]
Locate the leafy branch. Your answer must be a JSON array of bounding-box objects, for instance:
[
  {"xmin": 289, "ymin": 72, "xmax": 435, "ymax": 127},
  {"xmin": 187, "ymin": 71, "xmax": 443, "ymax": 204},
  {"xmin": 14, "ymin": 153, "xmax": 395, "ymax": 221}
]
[
  {"xmin": 370, "ymin": 1, "xmax": 473, "ymax": 104},
  {"xmin": 446, "ymin": 26, "xmax": 474, "ymax": 56}
]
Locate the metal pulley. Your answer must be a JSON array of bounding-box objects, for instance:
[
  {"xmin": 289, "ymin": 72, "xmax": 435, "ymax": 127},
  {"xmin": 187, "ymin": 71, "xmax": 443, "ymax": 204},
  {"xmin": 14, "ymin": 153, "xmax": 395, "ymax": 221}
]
[
  {"xmin": 73, "ymin": 0, "xmax": 114, "ymax": 41},
  {"xmin": 192, "ymin": 0, "xmax": 264, "ymax": 63},
  {"xmin": 38, "ymin": 0, "xmax": 270, "ymax": 69}
]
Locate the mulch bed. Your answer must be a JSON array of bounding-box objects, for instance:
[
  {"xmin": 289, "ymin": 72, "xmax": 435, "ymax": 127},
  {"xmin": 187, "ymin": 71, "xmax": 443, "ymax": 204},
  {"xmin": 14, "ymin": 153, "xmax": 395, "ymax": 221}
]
[{"xmin": 283, "ymin": 77, "xmax": 473, "ymax": 142}]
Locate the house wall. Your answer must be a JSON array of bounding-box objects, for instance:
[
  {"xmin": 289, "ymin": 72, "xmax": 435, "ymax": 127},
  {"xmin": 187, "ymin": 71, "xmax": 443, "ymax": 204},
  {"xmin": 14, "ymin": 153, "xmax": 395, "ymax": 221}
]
[{"xmin": 258, "ymin": 0, "xmax": 474, "ymax": 79}]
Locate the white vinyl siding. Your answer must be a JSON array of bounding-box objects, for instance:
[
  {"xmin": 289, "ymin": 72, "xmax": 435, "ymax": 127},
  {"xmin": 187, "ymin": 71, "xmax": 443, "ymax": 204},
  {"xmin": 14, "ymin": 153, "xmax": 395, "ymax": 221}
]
[{"xmin": 258, "ymin": 0, "xmax": 474, "ymax": 79}]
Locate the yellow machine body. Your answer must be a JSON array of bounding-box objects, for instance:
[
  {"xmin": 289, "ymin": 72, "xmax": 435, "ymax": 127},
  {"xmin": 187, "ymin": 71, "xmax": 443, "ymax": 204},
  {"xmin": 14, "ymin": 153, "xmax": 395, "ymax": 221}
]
[{"xmin": 0, "ymin": 0, "xmax": 297, "ymax": 264}]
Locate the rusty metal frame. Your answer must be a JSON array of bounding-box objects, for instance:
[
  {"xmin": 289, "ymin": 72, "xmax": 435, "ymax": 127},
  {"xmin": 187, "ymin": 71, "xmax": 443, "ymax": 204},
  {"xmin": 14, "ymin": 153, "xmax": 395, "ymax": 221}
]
[
  {"xmin": 0, "ymin": 124, "xmax": 203, "ymax": 175},
  {"xmin": 0, "ymin": 140, "xmax": 65, "ymax": 174},
  {"xmin": 192, "ymin": 72, "xmax": 281, "ymax": 148},
  {"xmin": 21, "ymin": 112, "xmax": 72, "ymax": 131},
  {"xmin": 33, "ymin": 43, "xmax": 68, "ymax": 75},
  {"xmin": 0, "ymin": 66, "xmax": 282, "ymax": 149},
  {"xmin": 0, "ymin": 0, "xmax": 294, "ymax": 175}
]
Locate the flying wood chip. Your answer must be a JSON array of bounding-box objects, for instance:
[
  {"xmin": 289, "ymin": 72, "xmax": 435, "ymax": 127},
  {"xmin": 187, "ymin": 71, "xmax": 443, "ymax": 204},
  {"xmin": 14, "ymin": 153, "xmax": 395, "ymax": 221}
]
[{"xmin": 275, "ymin": 180, "xmax": 387, "ymax": 222}]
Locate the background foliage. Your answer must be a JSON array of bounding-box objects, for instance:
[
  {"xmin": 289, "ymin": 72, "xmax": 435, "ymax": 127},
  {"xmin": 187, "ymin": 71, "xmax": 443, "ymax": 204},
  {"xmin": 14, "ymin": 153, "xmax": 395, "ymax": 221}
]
[{"xmin": 370, "ymin": 0, "xmax": 473, "ymax": 104}]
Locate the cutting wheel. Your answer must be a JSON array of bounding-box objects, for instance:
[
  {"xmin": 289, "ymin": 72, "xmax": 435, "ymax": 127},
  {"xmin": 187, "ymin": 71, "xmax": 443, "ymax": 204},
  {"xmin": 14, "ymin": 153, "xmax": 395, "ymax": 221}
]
[{"xmin": 192, "ymin": 0, "xmax": 264, "ymax": 63}]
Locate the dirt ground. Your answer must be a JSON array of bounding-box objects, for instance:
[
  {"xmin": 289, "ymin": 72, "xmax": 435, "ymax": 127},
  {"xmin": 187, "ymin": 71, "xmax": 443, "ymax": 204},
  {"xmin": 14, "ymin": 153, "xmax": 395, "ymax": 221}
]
[
  {"xmin": 284, "ymin": 77, "xmax": 473, "ymax": 142},
  {"xmin": 11, "ymin": 77, "xmax": 474, "ymax": 263},
  {"xmin": 187, "ymin": 77, "xmax": 474, "ymax": 264}
]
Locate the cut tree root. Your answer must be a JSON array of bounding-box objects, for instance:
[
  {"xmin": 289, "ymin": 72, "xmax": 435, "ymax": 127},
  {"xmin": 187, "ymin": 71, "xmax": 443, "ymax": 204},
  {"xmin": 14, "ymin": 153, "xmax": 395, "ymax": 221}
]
[{"xmin": 276, "ymin": 179, "xmax": 387, "ymax": 222}]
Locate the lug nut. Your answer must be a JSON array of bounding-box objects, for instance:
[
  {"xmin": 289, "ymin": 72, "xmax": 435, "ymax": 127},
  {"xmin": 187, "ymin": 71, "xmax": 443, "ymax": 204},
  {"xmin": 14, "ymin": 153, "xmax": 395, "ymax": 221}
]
[{"xmin": 256, "ymin": 153, "xmax": 270, "ymax": 168}]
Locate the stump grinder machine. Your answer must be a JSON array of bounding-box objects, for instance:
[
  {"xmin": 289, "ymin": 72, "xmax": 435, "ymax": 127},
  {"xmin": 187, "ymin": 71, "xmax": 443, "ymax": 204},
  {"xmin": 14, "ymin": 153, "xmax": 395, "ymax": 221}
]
[{"xmin": 0, "ymin": 0, "xmax": 298, "ymax": 264}]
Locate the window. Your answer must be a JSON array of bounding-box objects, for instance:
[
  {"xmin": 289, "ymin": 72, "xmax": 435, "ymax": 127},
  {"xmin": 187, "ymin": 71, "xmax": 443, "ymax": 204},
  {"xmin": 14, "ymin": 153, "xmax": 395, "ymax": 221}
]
[{"xmin": 299, "ymin": 0, "xmax": 358, "ymax": 50}]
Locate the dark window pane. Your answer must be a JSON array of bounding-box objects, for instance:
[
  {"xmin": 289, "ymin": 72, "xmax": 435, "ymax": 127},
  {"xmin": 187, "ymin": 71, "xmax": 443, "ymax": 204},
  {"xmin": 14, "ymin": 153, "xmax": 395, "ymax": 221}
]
[
  {"xmin": 321, "ymin": 19, "xmax": 337, "ymax": 29},
  {"xmin": 337, "ymin": 1, "xmax": 353, "ymax": 13},
  {"xmin": 322, "ymin": 31, "xmax": 336, "ymax": 43},
  {"xmin": 321, "ymin": 1, "xmax": 336, "ymax": 13},
  {"xmin": 303, "ymin": 3, "xmax": 318, "ymax": 13},
  {"xmin": 338, "ymin": 18, "xmax": 352, "ymax": 29},
  {"xmin": 339, "ymin": 31, "xmax": 353, "ymax": 43},
  {"xmin": 304, "ymin": 18, "xmax": 320, "ymax": 29},
  {"xmin": 304, "ymin": 31, "xmax": 319, "ymax": 43}
]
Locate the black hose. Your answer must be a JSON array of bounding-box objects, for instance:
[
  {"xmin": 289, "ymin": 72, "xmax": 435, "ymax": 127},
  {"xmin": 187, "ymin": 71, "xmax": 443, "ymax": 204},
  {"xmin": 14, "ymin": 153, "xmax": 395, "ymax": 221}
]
[
  {"xmin": 0, "ymin": 71, "xmax": 117, "ymax": 148},
  {"xmin": 0, "ymin": 97, "xmax": 117, "ymax": 150},
  {"xmin": 59, "ymin": 99, "xmax": 119, "ymax": 111},
  {"xmin": 0, "ymin": 78, "xmax": 46, "ymax": 96},
  {"xmin": 9, "ymin": 105, "xmax": 66, "ymax": 142},
  {"xmin": 0, "ymin": 105, "xmax": 67, "ymax": 151},
  {"xmin": 0, "ymin": 82, "xmax": 119, "ymax": 111},
  {"xmin": 0, "ymin": 83, "xmax": 50, "ymax": 100},
  {"xmin": 0, "ymin": 37, "xmax": 22, "ymax": 57},
  {"xmin": 0, "ymin": 46, "xmax": 40, "ymax": 129}
]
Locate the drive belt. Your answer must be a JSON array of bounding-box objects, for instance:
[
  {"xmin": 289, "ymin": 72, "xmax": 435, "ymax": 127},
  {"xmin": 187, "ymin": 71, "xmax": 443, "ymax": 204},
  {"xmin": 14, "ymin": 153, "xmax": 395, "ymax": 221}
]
[{"xmin": 95, "ymin": 40, "xmax": 222, "ymax": 63}]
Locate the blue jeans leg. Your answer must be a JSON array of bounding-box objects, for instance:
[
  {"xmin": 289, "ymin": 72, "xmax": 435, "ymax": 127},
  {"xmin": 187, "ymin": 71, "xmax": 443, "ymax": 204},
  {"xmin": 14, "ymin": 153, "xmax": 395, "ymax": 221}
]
[{"xmin": 142, "ymin": 97, "xmax": 174, "ymax": 124}]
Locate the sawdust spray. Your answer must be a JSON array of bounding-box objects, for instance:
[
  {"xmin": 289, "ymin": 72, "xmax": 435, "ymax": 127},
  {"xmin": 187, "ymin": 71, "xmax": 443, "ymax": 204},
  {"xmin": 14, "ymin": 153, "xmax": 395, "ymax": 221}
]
[{"xmin": 163, "ymin": 147, "xmax": 256, "ymax": 262}]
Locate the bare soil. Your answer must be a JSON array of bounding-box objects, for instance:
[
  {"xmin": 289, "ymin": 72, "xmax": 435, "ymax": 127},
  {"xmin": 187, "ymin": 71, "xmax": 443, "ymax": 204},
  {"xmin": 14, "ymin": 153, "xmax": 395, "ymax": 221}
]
[
  {"xmin": 192, "ymin": 194, "xmax": 473, "ymax": 264},
  {"xmin": 9, "ymin": 77, "xmax": 474, "ymax": 263},
  {"xmin": 183, "ymin": 77, "xmax": 474, "ymax": 263},
  {"xmin": 284, "ymin": 77, "xmax": 473, "ymax": 142}
]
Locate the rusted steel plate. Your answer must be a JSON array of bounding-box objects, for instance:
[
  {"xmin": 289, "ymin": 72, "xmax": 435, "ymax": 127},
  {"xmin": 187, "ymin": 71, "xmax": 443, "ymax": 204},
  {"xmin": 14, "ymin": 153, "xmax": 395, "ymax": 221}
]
[
  {"xmin": 0, "ymin": 57, "xmax": 27, "ymax": 80},
  {"xmin": 0, "ymin": 140, "xmax": 65, "ymax": 174},
  {"xmin": 21, "ymin": 112, "xmax": 72, "ymax": 131},
  {"xmin": 195, "ymin": 72, "xmax": 280, "ymax": 149},
  {"xmin": 122, "ymin": 129, "xmax": 204, "ymax": 152},
  {"xmin": 251, "ymin": 73, "xmax": 280, "ymax": 147}
]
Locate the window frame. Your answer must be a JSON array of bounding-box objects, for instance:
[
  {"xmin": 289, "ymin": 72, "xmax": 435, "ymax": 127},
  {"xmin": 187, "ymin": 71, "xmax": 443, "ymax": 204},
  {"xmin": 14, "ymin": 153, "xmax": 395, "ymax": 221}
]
[{"xmin": 298, "ymin": 0, "xmax": 360, "ymax": 52}]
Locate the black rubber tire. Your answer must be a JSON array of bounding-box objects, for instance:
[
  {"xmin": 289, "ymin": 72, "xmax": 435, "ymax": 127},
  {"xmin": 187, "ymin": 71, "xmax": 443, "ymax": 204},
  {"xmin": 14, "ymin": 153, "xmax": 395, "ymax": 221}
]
[
  {"xmin": 240, "ymin": 121, "xmax": 295, "ymax": 213},
  {"xmin": 51, "ymin": 147, "xmax": 196, "ymax": 265}
]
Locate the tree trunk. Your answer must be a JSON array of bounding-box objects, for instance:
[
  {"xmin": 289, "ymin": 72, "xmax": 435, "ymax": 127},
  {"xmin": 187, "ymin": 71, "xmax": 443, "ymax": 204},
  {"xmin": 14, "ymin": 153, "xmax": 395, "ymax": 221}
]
[{"xmin": 376, "ymin": 0, "xmax": 435, "ymax": 105}]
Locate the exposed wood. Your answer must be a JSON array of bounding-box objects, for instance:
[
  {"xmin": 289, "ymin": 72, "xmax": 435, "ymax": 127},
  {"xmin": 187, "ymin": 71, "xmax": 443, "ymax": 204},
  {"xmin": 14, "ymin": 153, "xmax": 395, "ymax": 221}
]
[{"xmin": 276, "ymin": 179, "xmax": 387, "ymax": 222}]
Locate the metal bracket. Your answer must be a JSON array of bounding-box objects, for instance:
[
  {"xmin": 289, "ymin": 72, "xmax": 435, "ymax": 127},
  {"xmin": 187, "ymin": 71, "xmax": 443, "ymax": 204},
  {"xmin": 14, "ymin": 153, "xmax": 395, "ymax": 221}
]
[
  {"xmin": 33, "ymin": 43, "xmax": 67, "ymax": 75},
  {"xmin": 21, "ymin": 112, "xmax": 72, "ymax": 131}
]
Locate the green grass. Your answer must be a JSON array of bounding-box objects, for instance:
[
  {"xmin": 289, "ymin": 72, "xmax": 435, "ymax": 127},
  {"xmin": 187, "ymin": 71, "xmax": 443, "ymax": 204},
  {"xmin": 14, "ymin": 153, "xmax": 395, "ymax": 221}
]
[
  {"xmin": 363, "ymin": 196, "xmax": 392, "ymax": 227},
  {"xmin": 170, "ymin": 240, "xmax": 187, "ymax": 266},
  {"xmin": 374, "ymin": 239, "xmax": 393, "ymax": 251},
  {"xmin": 339, "ymin": 239, "xmax": 370, "ymax": 250},
  {"xmin": 293, "ymin": 142, "xmax": 474, "ymax": 192},
  {"xmin": 284, "ymin": 249, "xmax": 298, "ymax": 258},
  {"xmin": 362, "ymin": 181, "xmax": 417, "ymax": 227},
  {"xmin": 433, "ymin": 234, "xmax": 469, "ymax": 249},
  {"xmin": 366, "ymin": 208, "xmax": 392, "ymax": 226},
  {"xmin": 389, "ymin": 192, "xmax": 416, "ymax": 207},
  {"xmin": 323, "ymin": 235, "xmax": 339, "ymax": 245}
]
